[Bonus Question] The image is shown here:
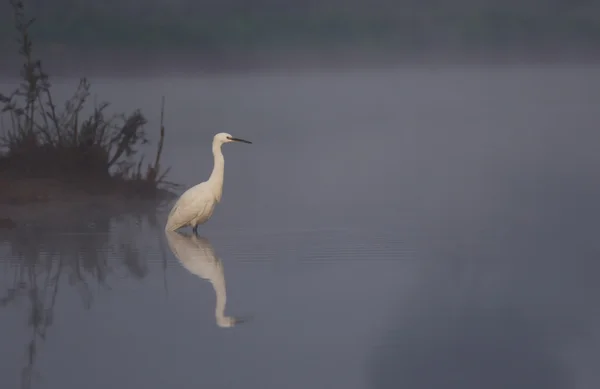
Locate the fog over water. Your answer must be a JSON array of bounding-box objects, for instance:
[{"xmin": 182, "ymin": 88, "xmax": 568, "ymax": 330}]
[
  {"xmin": 1, "ymin": 1, "xmax": 600, "ymax": 387},
  {"xmin": 1, "ymin": 65, "xmax": 599, "ymax": 389}
]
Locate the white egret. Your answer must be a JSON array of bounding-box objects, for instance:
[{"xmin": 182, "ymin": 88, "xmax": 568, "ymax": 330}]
[
  {"xmin": 165, "ymin": 132, "xmax": 251, "ymax": 233},
  {"xmin": 165, "ymin": 230, "xmax": 248, "ymax": 327}
]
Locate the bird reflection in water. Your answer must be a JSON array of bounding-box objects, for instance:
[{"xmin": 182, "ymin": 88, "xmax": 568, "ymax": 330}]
[{"xmin": 164, "ymin": 230, "xmax": 249, "ymax": 328}]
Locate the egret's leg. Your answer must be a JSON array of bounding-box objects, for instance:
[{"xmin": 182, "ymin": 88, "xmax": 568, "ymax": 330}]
[{"xmin": 192, "ymin": 224, "xmax": 198, "ymax": 235}]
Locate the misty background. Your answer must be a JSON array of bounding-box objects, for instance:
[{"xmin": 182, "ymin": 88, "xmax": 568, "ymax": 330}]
[
  {"xmin": 1, "ymin": 0, "xmax": 600, "ymax": 75},
  {"xmin": 1, "ymin": 1, "xmax": 600, "ymax": 389}
]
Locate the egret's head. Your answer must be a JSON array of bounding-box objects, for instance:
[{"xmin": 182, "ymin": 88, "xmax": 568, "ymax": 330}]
[{"xmin": 214, "ymin": 132, "xmax": 252, "ymax": 145}]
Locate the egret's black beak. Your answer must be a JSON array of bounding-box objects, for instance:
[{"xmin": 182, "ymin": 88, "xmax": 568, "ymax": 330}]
[{"xmin": 229, "ymin": 137, "xmax": 252, "ymax": 144}]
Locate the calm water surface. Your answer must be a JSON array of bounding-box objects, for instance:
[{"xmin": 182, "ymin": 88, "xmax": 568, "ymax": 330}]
[{"xmin": 1, "ymin": 66, "xmax": 600, "ymax": 389}]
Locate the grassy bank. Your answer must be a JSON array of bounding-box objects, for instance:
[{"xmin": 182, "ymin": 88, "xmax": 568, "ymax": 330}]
[{"xmin": 0, "ymin": 0, "xmax": 178, "ymax": 208}]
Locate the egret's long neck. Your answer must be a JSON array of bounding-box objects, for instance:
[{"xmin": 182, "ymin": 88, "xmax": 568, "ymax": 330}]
[{"xmin": 207, "ymin": 141, "xmax": 224, "ymax": 202}]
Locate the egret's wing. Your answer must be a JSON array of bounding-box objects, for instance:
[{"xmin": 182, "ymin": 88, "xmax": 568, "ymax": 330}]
[{"xmin": 167, "ymin": 183, "xmax": 214, "ymax": 229}]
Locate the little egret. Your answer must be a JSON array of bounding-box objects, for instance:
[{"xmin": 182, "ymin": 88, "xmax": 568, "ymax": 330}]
[{"xmin": 165, "ymin": 132, "xmax": 251, "ymax": 233}]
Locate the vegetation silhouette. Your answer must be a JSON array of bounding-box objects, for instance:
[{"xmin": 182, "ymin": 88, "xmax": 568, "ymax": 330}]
[{"xmin": 0, "ymin": 0, "xmax": 178, "ymax": 206}]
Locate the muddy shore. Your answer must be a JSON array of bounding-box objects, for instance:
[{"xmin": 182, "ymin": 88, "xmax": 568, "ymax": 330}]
[{"xmin": 0, "ymin": 176, "xmax": 177, "ymax": 229}]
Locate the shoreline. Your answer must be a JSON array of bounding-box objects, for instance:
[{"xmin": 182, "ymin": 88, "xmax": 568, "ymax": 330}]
[
  {"xmin": 0, "ymin": 176, "xmax": 178, "ymax": 228},
  {"xmin": 0, "ymin": 176, "xmax": 178, "ymax": 204}
]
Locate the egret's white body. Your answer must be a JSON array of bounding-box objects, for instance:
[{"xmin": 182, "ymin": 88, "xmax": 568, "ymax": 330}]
[
  {"xmin": 165, "ymin": 230, "xmax": 246, "ymax": 327},
  {"xmin": 165, "ymin": 132, "xmax": 251, "ymax": 233}
]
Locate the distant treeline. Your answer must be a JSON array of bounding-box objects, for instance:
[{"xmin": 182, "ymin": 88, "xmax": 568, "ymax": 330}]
[{"xmin": 1, "ymin": 0, "xmax": 599, "ymax": 52}]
